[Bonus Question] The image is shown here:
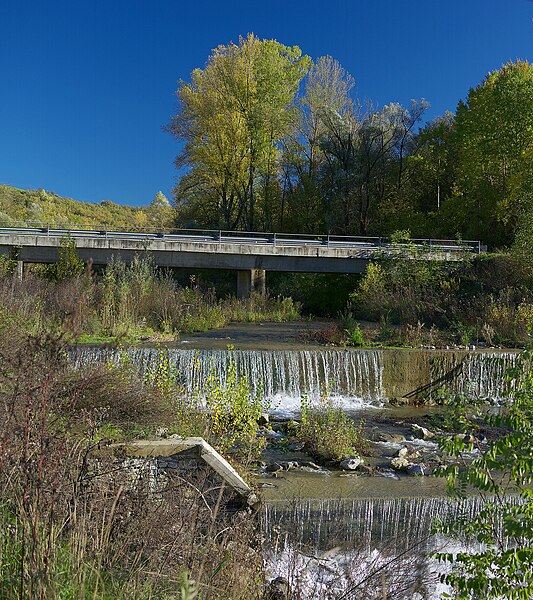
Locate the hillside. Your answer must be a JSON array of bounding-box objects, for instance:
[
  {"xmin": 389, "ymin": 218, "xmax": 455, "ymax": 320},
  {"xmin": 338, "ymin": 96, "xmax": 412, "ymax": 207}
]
[{"xmin": 0, "ymin": 185, "xmax": 174, "ymax": 230}]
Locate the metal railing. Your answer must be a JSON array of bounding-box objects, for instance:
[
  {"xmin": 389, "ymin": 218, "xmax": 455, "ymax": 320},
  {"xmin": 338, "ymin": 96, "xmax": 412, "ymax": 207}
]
[{"xmin": 0, "ymin": 222, "xmax": 485, "ymax": 254}]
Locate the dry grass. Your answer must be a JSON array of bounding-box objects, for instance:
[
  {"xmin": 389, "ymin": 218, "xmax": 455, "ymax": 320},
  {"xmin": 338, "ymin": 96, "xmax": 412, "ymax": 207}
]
[{"xmin": 0, "ymin": 329, "xmax": 264, "ymax": 599}]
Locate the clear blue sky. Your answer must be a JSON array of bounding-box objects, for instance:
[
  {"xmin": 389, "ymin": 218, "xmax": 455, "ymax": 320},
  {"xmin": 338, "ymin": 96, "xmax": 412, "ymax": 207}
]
[{"xmin": 1, "ymin": 0, "xmax": 531, "ymax": 207}]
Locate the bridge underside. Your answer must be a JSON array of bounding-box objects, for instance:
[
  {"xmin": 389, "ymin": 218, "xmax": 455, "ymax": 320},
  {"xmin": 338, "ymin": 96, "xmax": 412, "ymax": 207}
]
[{"xmin": 0, "ymin": 245, "xmax": 369, "ymax": 298}]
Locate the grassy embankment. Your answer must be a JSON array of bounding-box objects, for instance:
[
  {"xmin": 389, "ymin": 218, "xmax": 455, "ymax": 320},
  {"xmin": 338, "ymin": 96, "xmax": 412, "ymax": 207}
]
[
  {"xmin": 0, "ymin": 184, "xmax": 172, "ymax": 229},
  {"xmin": 281, "ymin": 250, "xmax": 533, "ymax": 350}
]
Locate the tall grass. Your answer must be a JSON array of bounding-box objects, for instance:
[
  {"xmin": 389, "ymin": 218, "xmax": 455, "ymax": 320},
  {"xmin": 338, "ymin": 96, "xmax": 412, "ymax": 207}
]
[
  {"xmin": 0, "ymin": 327, "xmax": 264, "ymax": 599},
  {"xmin": 0, "ymin": 256, "xmax": 301, "ymax": 343}
]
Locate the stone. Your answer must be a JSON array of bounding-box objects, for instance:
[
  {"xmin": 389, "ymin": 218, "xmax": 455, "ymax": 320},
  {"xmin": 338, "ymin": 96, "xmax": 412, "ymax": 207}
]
[
  {"xmin": 378, "ymin": 432, "xmax": 406, "ymax": 443},
  {"xmin": 280, "ymin": 461, "xmax": 299, "ymax": 471},
  {"xmin": 390, "ymin": 457, "xmax": 410, "ymax": 470},
  {"xmin": 357, "ymin": 464, "xmax": 374, "ymax": 475},
  {"xmin": 339, "ymin": 457, "xmax": 364, "ymax": 470},
  {"xmin": 265, "ymin": 462, "xmax": 284, "ymax": 473},
  {"xmin": 412, "ymin": 424, "xmax": 435, "ymax": 440},
  {"xmin": 257, "ymin": 413, "xmax": 270, "ymax": 427},
  {"xmin": 397, "ymin": 446, "xmax": 420, "ymax": 459},
  {"xmin": 454, "ymin": 433, "xmax": 481, "ymax": 444},
  {"xmin": 301, "ymin": 461, "xmax": 322, "ymax": 471},
  {"xmin": 407, "ymin": 463, "xmax": 431, "ymax": 476},
  {"xmin": 265, "ymin": 577, "xmax": 289, "ymax": 600}
]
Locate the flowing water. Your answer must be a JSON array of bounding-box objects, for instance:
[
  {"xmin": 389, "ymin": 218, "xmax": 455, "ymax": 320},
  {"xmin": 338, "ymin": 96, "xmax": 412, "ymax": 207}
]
[
  {"xmin": 71, "ymin": 345, "xmax": 520, "ymax": 415},
  {"xmin": 70, "ymin": 327, "xmax": 525, "ymax": 598}
]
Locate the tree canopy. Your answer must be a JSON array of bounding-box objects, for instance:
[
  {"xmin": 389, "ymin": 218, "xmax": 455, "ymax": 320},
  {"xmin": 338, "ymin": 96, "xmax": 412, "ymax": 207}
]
[{"xmin": 169, "ymin": 41, "xmax": 532, "ymax": 250}]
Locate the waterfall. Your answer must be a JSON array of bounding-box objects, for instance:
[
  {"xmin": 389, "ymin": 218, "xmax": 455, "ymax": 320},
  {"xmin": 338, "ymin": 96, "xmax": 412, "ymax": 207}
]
[
  {"xmin": 262, "ymin": 494, "xmax": 523, "ymax": 599},
  {"xmin": 70, "ymin": 347, "xmax": 385, "ymax": 413},
  {"xmin": 430, "ymin": 351, "xmax": 520, "ymax": 401},
  {"xmin": 70, "ymin": 346, "xmax": 521, "ymax": 412},
  {"xmin": 262, "ymin": 495, "xmax": 487, "ymax": 555}
]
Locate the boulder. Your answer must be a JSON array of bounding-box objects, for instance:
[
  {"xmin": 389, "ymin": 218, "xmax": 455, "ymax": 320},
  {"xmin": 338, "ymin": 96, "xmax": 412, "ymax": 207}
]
[
  {"xmin": 454, "ymin": 433, "xmax": 481, "ymax": 444},
  {"xmin": 412, "ymin": 424, "xmax": 435, "ymax": 440},
  {"xmin": 378, "ymin": 432, "xmax": 406, "ymax": 443},
  {"xmin": 407, "ymin": 463, "xmax": 431, "ymax": 476},
  {"xmin": 397, "ymin": 446, "xmax": 420, "ymax": 460},
  {"xmin": 340, "ymin": 457, "xmax": 364, "ymax": 470},
  {"xmin": 390, "ymin": 457, "xmax": 410, "ymax": 471},
  {"xmin": 257, "ymin": 413, "xmax": 270, "ymax": 427}
]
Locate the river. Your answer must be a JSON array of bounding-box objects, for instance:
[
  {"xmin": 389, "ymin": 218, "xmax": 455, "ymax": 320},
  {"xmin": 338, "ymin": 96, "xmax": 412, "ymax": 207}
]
[{"xmin": 71, "ymin": 322, "xmax": 524, "ymax": 599}]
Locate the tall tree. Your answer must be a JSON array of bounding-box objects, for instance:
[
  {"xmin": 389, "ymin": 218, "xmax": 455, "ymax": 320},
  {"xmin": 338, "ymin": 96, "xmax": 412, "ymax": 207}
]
[
  {"xmin": 168, "ymin": 34, "xmax": 311, "ymax": 230},
  {"xmin": 444, "ymin": 60, "xmax": 533, "ymax": 246},
  {"xmin": 281, "ymin": 56, "xmax": 356, "ymax": 232}
]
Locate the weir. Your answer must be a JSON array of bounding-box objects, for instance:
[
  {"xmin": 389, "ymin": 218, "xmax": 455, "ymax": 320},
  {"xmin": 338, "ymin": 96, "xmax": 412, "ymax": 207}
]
[{"xmin": 71, "ymin": 346, "xmax": 520, "ymax": 411}]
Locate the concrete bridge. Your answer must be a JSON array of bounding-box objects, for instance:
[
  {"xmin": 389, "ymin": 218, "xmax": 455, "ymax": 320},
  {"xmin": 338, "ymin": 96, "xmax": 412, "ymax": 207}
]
[{"xmin": 0, "ymin": 226, "xmax": 483, "ymax": 297}]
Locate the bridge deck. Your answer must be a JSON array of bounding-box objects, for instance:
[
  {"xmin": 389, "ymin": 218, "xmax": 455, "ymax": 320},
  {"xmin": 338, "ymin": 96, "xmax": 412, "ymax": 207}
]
[{"xmin": 0, "ymin": 226, "xmax": 482, "ymax": 275}]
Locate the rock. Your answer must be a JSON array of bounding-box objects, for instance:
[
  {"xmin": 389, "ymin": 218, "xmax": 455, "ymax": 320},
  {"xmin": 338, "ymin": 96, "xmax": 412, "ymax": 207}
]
[
  {"xmin": 378, "ymin": 432, "xmax": 406, "ymax": 443},
  {"xmin": 265, "ymin": 577, "xmax": 289, "ymax": 600},
  {"xmin": 340, "ymin": 457, "xmax": 364, "ymax": 470},
  {"xmin": 246, "ymin": 492, "xmax": 260, "ymax": 508},
  {"xmin": 454, "ymin": 433, "xmax": 481, "ymax": 444},
  {"xmin": 412, "ymin": 424, "xmax": 435, "ymax": 440},
  {"xmin": 301, "ymin": 461, "xmax": 322, "ymax": 471},
  {"xmin": 407, "ymin": 463, "xmax": 431, "ymax": 476},
  {"xmin": 390, "ymin": 457, "xmax": 410, "ymax": 470},
  {"xmin": 257, "ymin": 413, "xmax": 270, "ymax": 427},
  {"xmin": 397, "ymin": 446, "xmax": 420, "ymax": 460},
  {"xmin": 280, "ymin": 461, "xmax": 299, "ymax": 471},
  {"xmin": 266, "ymin": 462, "xmax": 284, "ymax": 473},
  {"xmin": 357, "ymin": 464, "xmax": 375, "ymax": 475}
]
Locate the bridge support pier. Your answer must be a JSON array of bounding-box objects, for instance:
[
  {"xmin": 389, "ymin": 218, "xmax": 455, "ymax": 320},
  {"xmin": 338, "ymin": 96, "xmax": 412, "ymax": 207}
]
[
  {"xmin": 16, "ymin": 260, "xmax": 23, "ymax": 281},
  {"xmin": 237, "ymin": 269, "xmax": 266, "ymax": 299}
]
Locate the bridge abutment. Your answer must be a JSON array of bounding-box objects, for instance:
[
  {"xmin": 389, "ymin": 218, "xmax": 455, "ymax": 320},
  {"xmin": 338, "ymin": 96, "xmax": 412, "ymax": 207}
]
[{"xmin": 236, "ymin": 269, "xmax": 266, "ymax": 299}]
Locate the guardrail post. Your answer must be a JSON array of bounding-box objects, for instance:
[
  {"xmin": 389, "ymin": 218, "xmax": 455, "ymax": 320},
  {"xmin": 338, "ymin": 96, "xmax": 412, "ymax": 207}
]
[
  {"xmin": 378, "ymin": 237, "xmax": 382, "ymax": 247},
  {"xmin": 273, "ymin": 232, "xmax": 276, "ymax": 247},
  {"xmin": 478, "ymin": 241, "xmax": 481, "ymax": 254},
  {"xmin": 218, "ymin": 230, "xmax": 222, "ymax": 248},
  {"xmin": 327, "ymin": 235, "xmax": 330, "ymax": 247}
]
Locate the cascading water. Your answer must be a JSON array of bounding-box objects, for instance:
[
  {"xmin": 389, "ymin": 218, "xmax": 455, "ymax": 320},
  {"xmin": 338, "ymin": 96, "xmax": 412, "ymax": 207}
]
[
  {"xmin": 430, "ymin": 351, "xmax": 520, "ymax": 401},
  {"xmin": 262, "ymin": 494, "xmax": 521, "ymax": 599},
  {"xmin": 70, "ymin": 347, "xmax": 385, "ymax": 414},
  {"xmin": 263, "ymin": 495, "xmax": 488, "ymax": 554},
  {"xmin": 70, "ymin": 346, "xmax": 520, "ymax": 413}
]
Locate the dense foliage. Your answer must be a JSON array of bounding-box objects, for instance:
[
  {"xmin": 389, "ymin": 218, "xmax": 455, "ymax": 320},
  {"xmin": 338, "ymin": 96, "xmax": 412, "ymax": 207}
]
[
  {"xmin": 0, "ymin": 185, "xmax": 175, "ymax": 230},
  {"xmin": 170, "ymin": 38, "xmax": 532, "ymax": 252},
  {"xmin": 0, "ymin": 254, "xmax": 300, "ymax": 343},
  {"xmin": 435, "ymin": 353, "xmax": 533, "ymax": 599}
]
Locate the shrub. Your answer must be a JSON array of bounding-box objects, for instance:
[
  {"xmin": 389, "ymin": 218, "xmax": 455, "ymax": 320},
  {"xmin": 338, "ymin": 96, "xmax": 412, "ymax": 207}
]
[
  {"xmin": 297, "ymin": 394, "xmax": 368, "ymax": 461},
  {"xmin": 204, "ymin": 353, "xmax": 267, "ymax": 465}
]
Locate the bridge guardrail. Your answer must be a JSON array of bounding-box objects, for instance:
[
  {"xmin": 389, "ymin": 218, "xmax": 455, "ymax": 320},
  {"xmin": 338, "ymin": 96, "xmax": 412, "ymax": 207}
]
[{"xmin": 0, "ymin": 222, "xmax": 484, "ymax": 254}]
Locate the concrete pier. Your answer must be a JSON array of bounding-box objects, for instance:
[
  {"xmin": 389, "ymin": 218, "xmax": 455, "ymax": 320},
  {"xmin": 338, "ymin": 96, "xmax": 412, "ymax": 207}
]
[{"xmin": 237, "ymin": 269, "xmax": 266, "ymax": 298}]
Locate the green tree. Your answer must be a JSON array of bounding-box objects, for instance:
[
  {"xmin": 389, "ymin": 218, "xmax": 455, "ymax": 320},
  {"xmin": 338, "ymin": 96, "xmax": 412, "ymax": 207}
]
[
  {"xmin": 435, "ymin": 354, "xmax": 533, "ymax": 599},
  {"xmin": 48, "ymin": 234, "xmax": 85, "ymax": 281},
  {"xmin": 281, "ymin": 56, "xmax": 356, "ymax": 232},
  {"xmin": 169, "ymin": 33, "xmax": 311, "ymax": 230},
  {"xmin": 148, "ymin": 191, "xmax": 173, "ymax": 229},
  {"xmin": 442, "ymin": 60, "xmax": 533, "ymax": 247}
]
